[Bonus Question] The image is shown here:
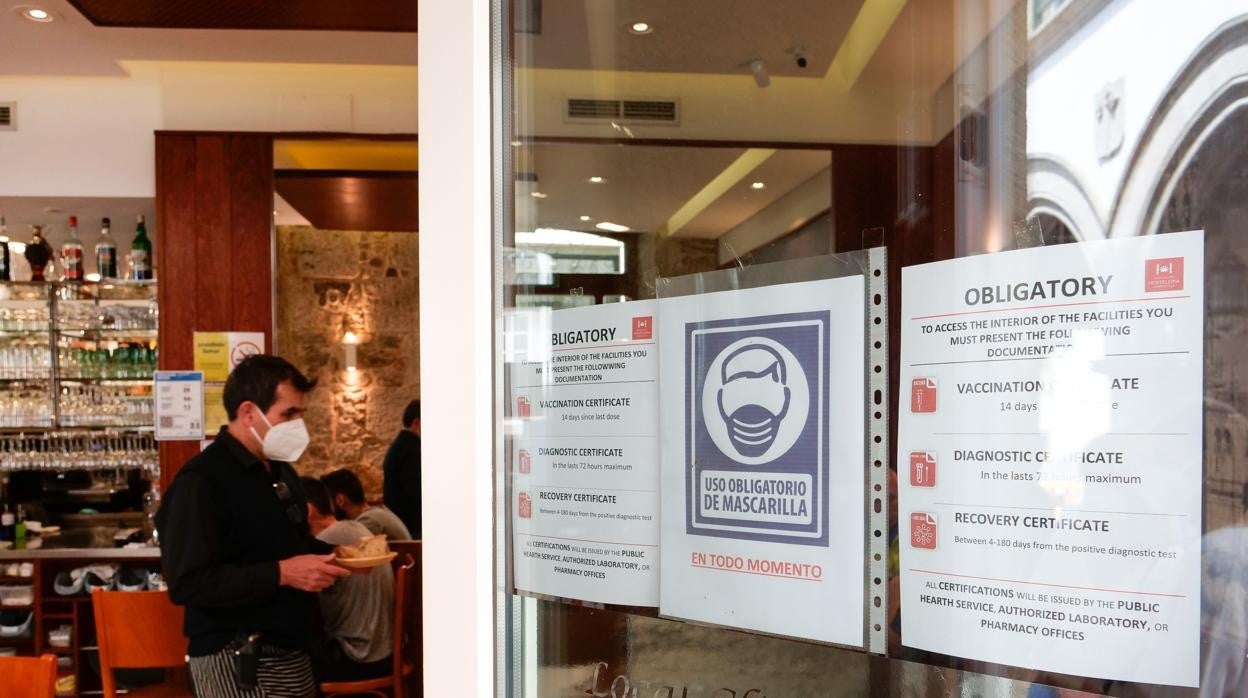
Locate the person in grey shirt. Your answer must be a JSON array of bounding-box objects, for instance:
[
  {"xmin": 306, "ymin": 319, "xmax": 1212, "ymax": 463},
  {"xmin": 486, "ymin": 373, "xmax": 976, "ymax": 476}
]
[
  {"xmin": 300, "ymin": 477, "xmax": 394, "ymax": 683},
  {"xmin": 321, "ymin": 468, "xmax": 412, "ymax": 541}
]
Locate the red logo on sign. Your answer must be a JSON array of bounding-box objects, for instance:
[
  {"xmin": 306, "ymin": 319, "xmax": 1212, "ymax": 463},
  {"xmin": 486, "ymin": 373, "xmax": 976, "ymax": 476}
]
[
  {"xmin": 1145, "ymin": 257, "xmax": 1184, "ymax": 292},
  {"xmin": 518, "ymin": 493, "xmax": 532, "ymax": 519},
  {"xmin": 230, "ymin": 341, "xmax": 262, "ymax": 367},
  {"xmin": 516, "ymin": 396, "xmax": 531, "ymax": 419},
  {"xmin": 910, "ymin": 451, "xmax": 937, "ymax": 488},
  {"xmin": 518, "ymin": 449, "xmax": 531, "ymax": 474},
  {"xmin": 632, "ymin": 316, "xmax": 653, "ymax": 340},
  {"xmin": 911, "ymin": 377, "xmax": 938, "ymax": 413},
  {"xmin": 910, "ymin": 513, "xmax": 938, "ymax": 550}
]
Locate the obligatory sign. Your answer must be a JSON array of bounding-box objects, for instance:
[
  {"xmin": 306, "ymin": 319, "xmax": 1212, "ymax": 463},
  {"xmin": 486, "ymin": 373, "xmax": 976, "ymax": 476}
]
[
  {"xmin": 659, "ymin": 278, "xmax": 866, "ymax": 646},
  {"xmin": 193, "ymin": 332, "xmax": 265, "ymax": 382},
  {"xmin": 510, "ymin": 300, "xmax": 660, "ymax": 606},
  {"xmin": 154, "ymin": 371, "xmax": 205, "ymax": 441},
  {"xmin": 899, "ymin": 231, "xmax": 1204, "ymax": 687}
]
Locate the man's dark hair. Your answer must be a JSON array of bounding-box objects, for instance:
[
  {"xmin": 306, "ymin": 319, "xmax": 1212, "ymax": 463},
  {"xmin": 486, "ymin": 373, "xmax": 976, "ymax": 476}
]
[
  {"xmin": 223, "ymin": 354, "xmax": 317, "ymax": 421},
  {"xmin": 321, "ymin": 468, "xmax": 366, "ymax": 506},
  {"xmin": 402, "ymin": 399, "xmax": 421, "ymax": 428},
  {"xmin": 300, "ymin": 476, "xmax": 333, "ymax": 516}
]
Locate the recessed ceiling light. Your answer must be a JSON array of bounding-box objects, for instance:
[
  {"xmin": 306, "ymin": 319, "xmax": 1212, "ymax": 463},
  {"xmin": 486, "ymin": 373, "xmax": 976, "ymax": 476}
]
[
  {"xmin": 530, "ymin": 191, "xmax": 547, "ymax": 199},
  {"xmin": 579, "ymin": 215, "xmax": 592, "ymax": 222},
  {"xmin": 588, "ymin": 176, "xmax": 605, "ymax": 184},
  {"xmin": 596, "ymin": 222, "xmax": 630, "ymax": 233},
  {"xmin": 510, "ymin": 140, "xmax": 523, "ymax": 147},
  {"xmin": 750, "ymin": 181, "xmax": 766, "ymax": 190},
  {"xmin": 629, "ymin": 21, "xmax": 653, "ymax": 35},
  {"xmin": 20, "ymin": 7, "xmax": 53, "ymax": 22}
]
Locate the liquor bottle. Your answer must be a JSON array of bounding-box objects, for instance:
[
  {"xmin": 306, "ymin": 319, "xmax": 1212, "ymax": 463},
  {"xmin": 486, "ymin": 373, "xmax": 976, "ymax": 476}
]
[
  {"xmin": 129, "ymin": 214, "xmax": 153, "ymax": 280},
  {"xmin": 95, "ymin": 216, "xmax": 117, "ymax": 279},
  {"xmin": 24, "ymin": 225, "xmax": 54, "ymax": 282},
  {"xmin": 12, "ymin": 505, "xmax": 24, "ymax": 550},
  {"xmin": 0, "ymin": 505, "xmax": 13, "ymax": 544},
  {"xmin": 61, "ymin": 216, "xmax": 84, "ymax": 281},
  {"xmin": 0, "ymin": 216, "xmax": 10, "ymax": 282}
]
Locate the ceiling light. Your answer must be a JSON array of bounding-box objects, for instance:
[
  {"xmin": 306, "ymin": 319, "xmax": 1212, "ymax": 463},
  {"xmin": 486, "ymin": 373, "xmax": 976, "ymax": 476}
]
[
  {"xmin": 629, "ymin": 22, "xmax": 652, "ymax": 35},
  {"xmin": 750, "ymin": 59, "xmax": 771, "ymax": 88},
  {"xmin": 21, "ymin": 6, "xmax": 52, "ymax": 22},
  {"xmin": 510, "ymin": 140, "xmax": 523, "ymax": 147},
  {"xmin": 588, "ymin": 176, "xmax": 605, "ymax": 184},
  {"xmin": 751, "ymin": 181, "xmax": 766, "ymax": 190},
  {"xmin": 596, "ymin": 222, "xmax": 630, "ymax": 233},
  {"xmin": 530, "ymin": 191, "xmax": 547, "ymax": 199},
  {"xmin": 579, "ymin": 215, "xmax": 592, "ymax": 222}
]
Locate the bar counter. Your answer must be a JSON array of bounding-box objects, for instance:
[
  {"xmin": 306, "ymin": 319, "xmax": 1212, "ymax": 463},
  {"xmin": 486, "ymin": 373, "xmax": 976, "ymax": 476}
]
[{"xmin": 0, "ymin": 527, "xmax": 161, "ymax": 559}]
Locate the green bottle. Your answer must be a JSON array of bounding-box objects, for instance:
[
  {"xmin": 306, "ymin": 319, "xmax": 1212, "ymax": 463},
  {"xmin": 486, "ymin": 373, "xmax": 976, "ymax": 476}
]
[{"xmin": 129, "ymin": 215, "xmax": 153, "ymax": 280}]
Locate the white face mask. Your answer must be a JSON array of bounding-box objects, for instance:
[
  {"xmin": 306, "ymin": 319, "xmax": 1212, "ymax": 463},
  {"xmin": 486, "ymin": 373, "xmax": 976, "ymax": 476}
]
[{"xmin": 249, "ymin": 410, "xmax": 311, "ymax": 462}]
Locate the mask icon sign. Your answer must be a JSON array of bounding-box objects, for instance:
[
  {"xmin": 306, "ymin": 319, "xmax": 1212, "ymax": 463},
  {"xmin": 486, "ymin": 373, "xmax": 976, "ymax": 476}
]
[
  {"xmin": 707, "ymin": 339, "xmax": 808, "ymax": 463},
  {"xmin": 685, "ymin": 311, "xmax": 829, "ymax": 546}
]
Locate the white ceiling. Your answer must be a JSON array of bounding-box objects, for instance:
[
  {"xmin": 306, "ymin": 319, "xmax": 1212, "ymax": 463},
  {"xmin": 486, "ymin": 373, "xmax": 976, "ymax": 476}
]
[
  {"xmin": 519, "ymin": 142, "xmax": 831, "ymax": 238},
  {"xmin": 528, "ymin": 0, "xmax": 861, "ymax": 78},
  {"xmin": 0, "ymin": 0, "xmax": 417, "ymax": 77}
]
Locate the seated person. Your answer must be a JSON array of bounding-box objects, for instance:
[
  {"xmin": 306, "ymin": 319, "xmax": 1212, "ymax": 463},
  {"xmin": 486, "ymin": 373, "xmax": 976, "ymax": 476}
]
[
  {"xmin": 300, "ymin": 477, "xmax": 395, "ymax": 682},
  {"xmin": 321, "ymin": 468, "xmax": 412, "ymax": 541}
]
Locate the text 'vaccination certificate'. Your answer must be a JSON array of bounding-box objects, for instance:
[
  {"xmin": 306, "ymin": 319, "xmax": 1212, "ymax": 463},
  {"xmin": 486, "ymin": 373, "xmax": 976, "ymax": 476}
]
[
  {"xmin": 899, "ymin": 231, "xmax": 1203, "ymax": 687},
  {"xmin": 510, "ymin": 300, "xmax": 660, "ymax": 606}
]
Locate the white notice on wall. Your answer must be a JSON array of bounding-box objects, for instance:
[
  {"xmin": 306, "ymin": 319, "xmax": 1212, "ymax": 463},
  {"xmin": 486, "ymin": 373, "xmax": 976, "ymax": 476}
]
[
  {"xmin": 154, "ymin": 371, "xmax": 206, "ymax": 441},
  {"xmin": 658, "ymin": 278, "xmax": 866, "ymax": 646},
  {"xmin": 510, "ymin": 300, "xmax": 660, "ymax": 606},
  {"xmin": 899, "ymin": 231, "xmax": 1204, "ymax": 687}
]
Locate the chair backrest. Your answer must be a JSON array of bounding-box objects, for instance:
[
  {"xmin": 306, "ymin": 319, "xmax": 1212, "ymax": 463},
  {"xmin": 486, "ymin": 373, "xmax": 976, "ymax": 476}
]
[
  {"xmin": 0, "ymin": 654, "xmax": 56, "ymax": 698},
  {"xmin": 92, "ymin": 589, "xmax": 188, "ymax": 697},
  {"xmin": 389, "ymin": 541, "xmax": 423, "ymax": 693}
]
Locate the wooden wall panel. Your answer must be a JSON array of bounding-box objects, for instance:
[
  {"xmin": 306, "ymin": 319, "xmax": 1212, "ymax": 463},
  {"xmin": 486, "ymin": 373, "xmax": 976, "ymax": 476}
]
[
  {"xmin": 157, "ymin": 133, "xmax": 275, "ymax": 488},
  {"xmin": 229, "ymin": 137, "xmax": 276, "ymax": 338}
]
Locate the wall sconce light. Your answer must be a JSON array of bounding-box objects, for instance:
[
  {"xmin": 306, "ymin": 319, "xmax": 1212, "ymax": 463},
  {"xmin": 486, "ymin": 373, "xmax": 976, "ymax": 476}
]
[{"xmin": 342, "ymin": 331, "xmax": 359, "ymax": 372}]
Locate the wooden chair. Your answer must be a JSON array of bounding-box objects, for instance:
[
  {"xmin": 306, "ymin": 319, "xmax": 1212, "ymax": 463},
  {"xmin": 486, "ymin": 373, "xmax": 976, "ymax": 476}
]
[
  {"xmin": 322, "ymin": 544, "xmax": 422, "ymax": 697},
  {"xmin": 91, "ymin": 589, "xmax": 190, "ymax": 697},
  {"xmin": 0, "ymin": 654, "xmax": 57, "ymax": 698}
]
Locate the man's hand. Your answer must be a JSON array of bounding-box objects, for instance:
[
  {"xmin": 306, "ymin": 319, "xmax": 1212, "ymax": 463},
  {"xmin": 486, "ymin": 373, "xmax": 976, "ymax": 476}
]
[{"xmin": 278, "ymin": 554, "xmax": 350, "ymax": 592}]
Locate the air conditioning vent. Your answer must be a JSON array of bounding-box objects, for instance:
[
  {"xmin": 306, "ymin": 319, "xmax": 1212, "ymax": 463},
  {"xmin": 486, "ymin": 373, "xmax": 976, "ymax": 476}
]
[
  {"xmin": 565, "ymin": 97, "xmax": 679, "ymax": 125},
  {"xmin": 621, "ymin": 100, "xmax": 677, "ymax": 122},
  {"xmin": 0, "ymin": 103, "xmax": 14, "ymax": 131}
]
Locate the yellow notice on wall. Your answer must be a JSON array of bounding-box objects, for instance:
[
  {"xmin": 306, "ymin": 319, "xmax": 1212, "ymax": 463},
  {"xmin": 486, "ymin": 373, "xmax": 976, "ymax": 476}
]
[
  {"xmin": 194, "ymin": 332, "xmax": 265, "ymax": 382},
  {"xmin": 203, "ymin": 383, "xmax": 228, "ymax": 433},
  {"xmin": 193, "ymin": 332, "xmax": 230, "ymax": 382}
]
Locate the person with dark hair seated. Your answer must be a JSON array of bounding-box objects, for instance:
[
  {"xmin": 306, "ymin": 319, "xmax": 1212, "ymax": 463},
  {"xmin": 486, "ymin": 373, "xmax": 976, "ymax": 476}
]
[
  {"xmin": 320, "ymin": 468, "xmax": 412, "ymax": 541},
  {"xmin": 382, "ymin": 399, "xmax": 422, "ymax": 537},
  {"xmin": 156, "ymin": 355, "xmax": 351, "ymax": 697},
  {"xmin": 299, "ymin": 477, "xmax": 394, "ymax": 683}
]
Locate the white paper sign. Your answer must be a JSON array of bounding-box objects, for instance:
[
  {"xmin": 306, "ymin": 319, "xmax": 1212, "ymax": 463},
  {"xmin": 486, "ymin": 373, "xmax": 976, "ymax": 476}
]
[
  {"xmin": 154, "ymin": 371, "xmax": 206, "ymax": 441},
  {"xmin": 658, "ymin": 277, "xmax": 866, "ymax": 646},
  {"xmin": 899, "ymin": 231, "xmax": 1203, "ymax": 687},
  {"xmin": 510, "ymin": 300, "xmax": 660, "ymax": 606}
]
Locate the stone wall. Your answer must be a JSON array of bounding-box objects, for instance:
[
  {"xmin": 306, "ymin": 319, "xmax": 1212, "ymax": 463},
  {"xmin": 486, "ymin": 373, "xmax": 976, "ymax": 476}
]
[{"xmin": 276, "ymin": 226, "xmax": 420, "ymax": 499}]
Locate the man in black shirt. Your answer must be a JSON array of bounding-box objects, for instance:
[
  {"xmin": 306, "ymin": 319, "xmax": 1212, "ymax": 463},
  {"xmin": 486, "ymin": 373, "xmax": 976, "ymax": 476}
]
[
  {"xmin": 156, "ymin": 355, "xmax": 349, "ymax": 697},
  {"xmin": 381, "ymin": 399, "xmax": 422, "ymax": 537}
]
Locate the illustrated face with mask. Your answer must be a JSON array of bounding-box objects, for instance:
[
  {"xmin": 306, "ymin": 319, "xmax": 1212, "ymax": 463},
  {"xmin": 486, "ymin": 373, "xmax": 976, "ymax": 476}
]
[
  {"xmin": 245, "ymin": 382, "xmax": 311, "ymax": 463},
  {"xmin": 716, "ymin": 344, "xmax": 791, "ymax": 458}
]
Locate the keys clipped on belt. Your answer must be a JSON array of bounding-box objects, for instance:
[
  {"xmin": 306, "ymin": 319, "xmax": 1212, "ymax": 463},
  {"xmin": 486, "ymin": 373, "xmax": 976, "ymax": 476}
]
[{"xmin": 235, "ymin": 633, "xmax": 262, "ymax": 690}]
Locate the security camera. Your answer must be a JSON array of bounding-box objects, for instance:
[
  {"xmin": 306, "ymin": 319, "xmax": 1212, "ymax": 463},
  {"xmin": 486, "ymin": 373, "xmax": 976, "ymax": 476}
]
[{"xmin": 794, "ymin": 48, "xmax": 808, "ymax": 69}]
